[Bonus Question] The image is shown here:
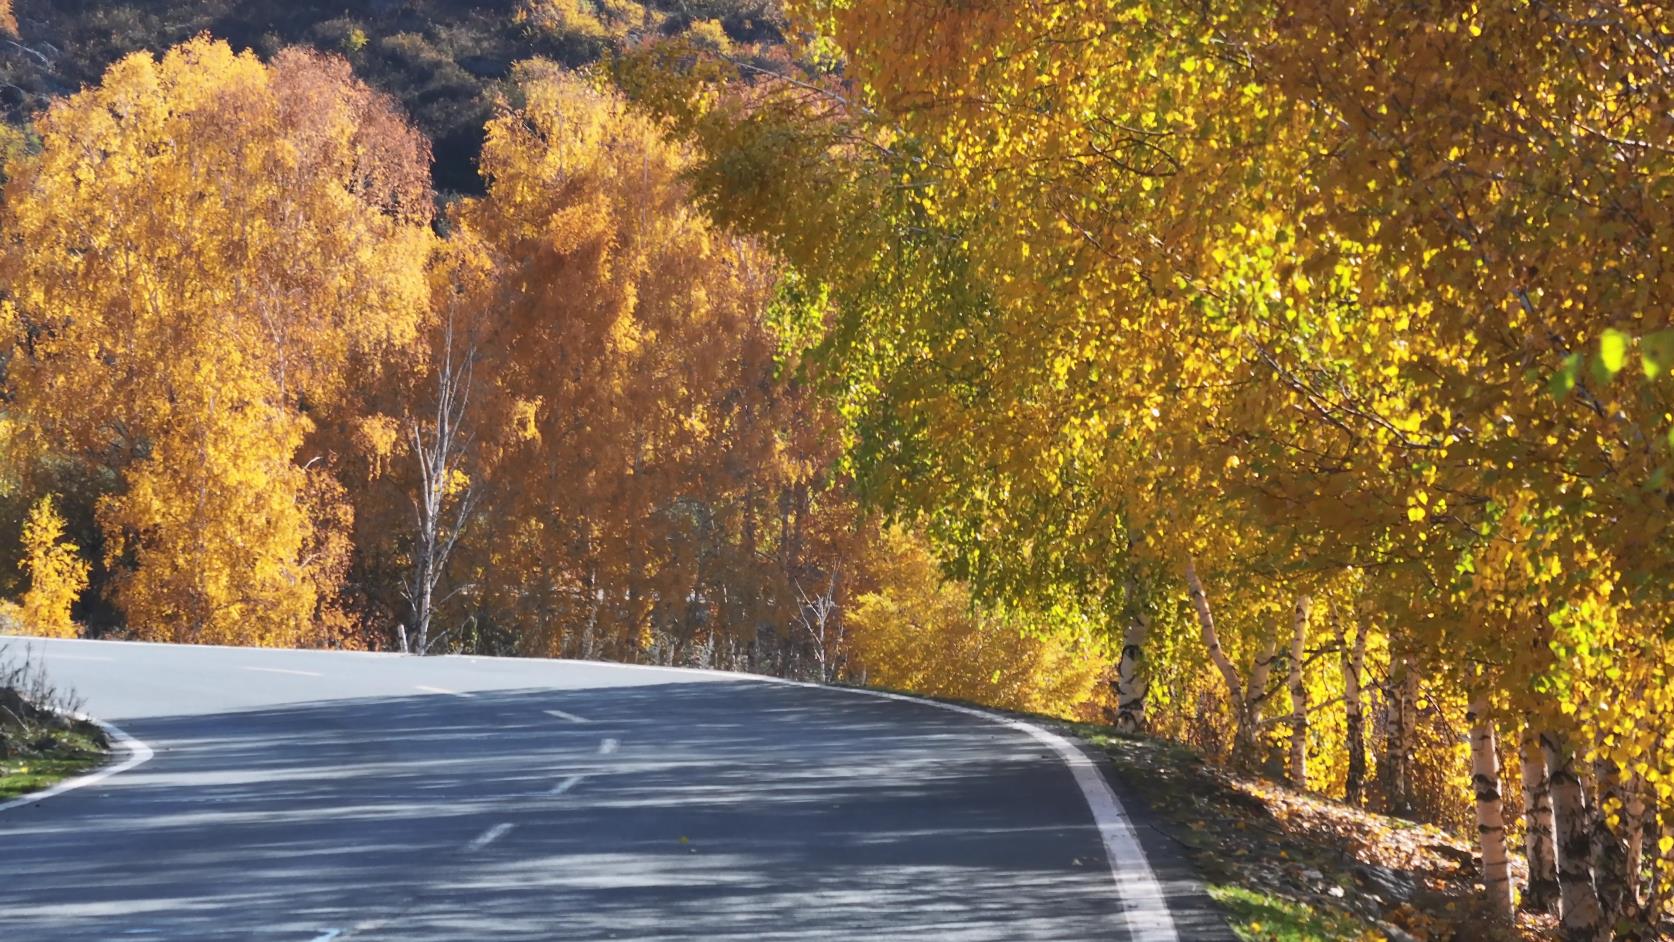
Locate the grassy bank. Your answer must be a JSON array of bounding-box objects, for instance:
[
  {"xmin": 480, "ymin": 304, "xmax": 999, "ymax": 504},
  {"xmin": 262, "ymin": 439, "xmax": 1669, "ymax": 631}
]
[
  {"xmin": 0, "ymin": 642, "xmax": 109, "ymax": 802},
  {"xmin": 1070, "ymin": 724, "xmax": 1554, "ymax": 942},
  {"xmin": 0, "ymin": 721, "xmax": 107, "ymax": 801}
]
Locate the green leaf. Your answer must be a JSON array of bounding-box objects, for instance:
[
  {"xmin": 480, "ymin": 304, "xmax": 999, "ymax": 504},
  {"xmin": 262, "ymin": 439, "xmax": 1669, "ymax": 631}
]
[
  {"xmin": 1641, "ymin": 329, "xmax": 1674, "ymax": 379},
  {"xmin": 1598, "ymin": 328, "xmax": 1630, "ymax": 378},
  {"xmin": 1548, "ymin": 352, "xmax": 1581, "ymax": 399}
]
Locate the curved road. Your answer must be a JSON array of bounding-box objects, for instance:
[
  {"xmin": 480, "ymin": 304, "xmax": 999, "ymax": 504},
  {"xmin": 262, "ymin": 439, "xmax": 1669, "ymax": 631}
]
[{"xmin": 0, "ymin": 638, "xmax": 1231, "ymax": 941}]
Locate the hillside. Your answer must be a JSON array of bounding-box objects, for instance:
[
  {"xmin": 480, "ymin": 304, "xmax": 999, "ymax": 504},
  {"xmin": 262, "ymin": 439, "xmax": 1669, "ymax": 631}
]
[{"xmin": 0, "ymin": 0, "xmax": 785, "ymax": 192}]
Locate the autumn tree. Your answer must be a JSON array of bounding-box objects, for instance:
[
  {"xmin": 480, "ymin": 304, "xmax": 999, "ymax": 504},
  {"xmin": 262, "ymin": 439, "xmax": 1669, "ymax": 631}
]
[
  {"xmin": 624, "ymin": 3, "xmax": 1674, "ymax": 935},
  {"xmin": 847, "ymin": 527, "xmax": 1110, "ymax": 719},
  {"xmin": 0, "ymin": 39, "xmax": 432, "ymax": 646},
  {"xmin": 15, "ymin": 496, "xmax": 88, "ymax": 638},
  {"xmin": 401, "ymin": 64, "xmax": 862, "ymax": 671}
]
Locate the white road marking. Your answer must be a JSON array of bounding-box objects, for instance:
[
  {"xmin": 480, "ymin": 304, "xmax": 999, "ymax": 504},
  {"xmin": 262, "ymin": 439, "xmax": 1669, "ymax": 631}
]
[
  {"xmin": 0, "ymin": 715, "xmax": 155, "ymax": 815},
  {"xmin": 415, "ymin": 685, "xmax": 472, "ymax": 698},
  {"xmin": 543, "ymin": 708, "xmax": 590, "ymax": 723},
  {"xmin": 479, "ymin": 655, "xmax": 1185, "ymax": 939},
  {"xmin": 466, "ymin": 822, "xmax": 514, "ymax": 852},
  {"xmin": 240, "ymin": 666, "xmax": 322, "ymax": 677},
  {"xmin": 808, "ymin": 687, "xmax": 1182, "ymax": 942},
  {"xmin": 550, "ymin": 774, "xmax": 587, "ymax": 796},
  {"xmin": 597, "ymin": 738, "xmax": 618, "ymax": 755},
  {"xmin": 309, "ymin": 930, "xmax": 343, "ymax": 942},
  {"xmin": 21, "ymin": 640, "xmax": 1177, "ymax": 937}
]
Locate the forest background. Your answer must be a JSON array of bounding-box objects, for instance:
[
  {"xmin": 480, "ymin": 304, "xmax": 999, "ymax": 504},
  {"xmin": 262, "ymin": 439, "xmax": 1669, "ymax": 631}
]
[{"xmin": 1, "ymin": 2, "xmax": 1670, "ymax": 940}]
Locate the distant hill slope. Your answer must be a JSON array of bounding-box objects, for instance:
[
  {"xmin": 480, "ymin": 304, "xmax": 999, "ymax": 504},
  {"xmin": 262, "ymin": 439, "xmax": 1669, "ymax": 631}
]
[{"xmin": 1, "ymin": 0, "xmax": 784, "ymax": 192}]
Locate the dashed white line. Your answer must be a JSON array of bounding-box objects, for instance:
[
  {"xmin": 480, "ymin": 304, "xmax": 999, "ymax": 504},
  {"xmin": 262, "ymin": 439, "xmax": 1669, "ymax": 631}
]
[
  {"xmin": 466, "ymin": 822, "xmax": 514, "ymax": 852},
  {"xmin": 240, "ymin": 666, "xmax": 322, "ymax": 677},
  {"xmin": 550, "ymin": 774, "xmax": 587, "ymax": 796},
  {"xmin": 543, "ymin": 708, "xmax": 590, "ymax": 723},
  {"xmin": 415, "ymin": 685, "xmax": 472, "ymax": 698},
  {"xmin": 598, "ymin": 738, "xmax": 619, "ymax": 755}
]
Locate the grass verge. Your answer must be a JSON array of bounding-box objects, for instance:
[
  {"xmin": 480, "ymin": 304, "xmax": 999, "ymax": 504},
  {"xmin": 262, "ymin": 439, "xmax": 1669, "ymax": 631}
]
[
  {"xmin": 0, "ymin": 722, "xmax": 108, "ymax": 801},
  {"xmin": 0, "ymin": 641, "xmax": 110, "ymax": 803}
]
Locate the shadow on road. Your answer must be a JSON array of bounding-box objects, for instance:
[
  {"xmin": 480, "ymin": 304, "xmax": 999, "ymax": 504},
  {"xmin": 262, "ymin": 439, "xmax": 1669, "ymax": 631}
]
[{"xmin": 1, "ymin": 679, "xmax": 1228, "ymax": 941}]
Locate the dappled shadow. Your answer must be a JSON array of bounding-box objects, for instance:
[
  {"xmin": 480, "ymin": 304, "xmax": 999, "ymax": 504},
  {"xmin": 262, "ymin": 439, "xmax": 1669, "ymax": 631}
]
[{"xmin": 1, "ymin": 675, "xmax": 1224, "ymax": 940}]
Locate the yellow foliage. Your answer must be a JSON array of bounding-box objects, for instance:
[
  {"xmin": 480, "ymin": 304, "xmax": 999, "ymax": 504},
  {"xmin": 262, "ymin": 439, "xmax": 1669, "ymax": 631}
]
[
  {"xmin": 1, "ymin": 39, "xmax": 432, "ymax": 646},
  {"xmin": 516, "ymin": 0, "xmax": 647, "ymax": 42},
  {"xmin": 685, "ymin": 19, "xmax": 732, "ymax": 55},
  {"xmin": 17, "ymin": 496, "xmax": 88, "ymax": 638},
  {"xmin": 847, "ymin": 528, "xmax": 1110, "ymax": 720}
]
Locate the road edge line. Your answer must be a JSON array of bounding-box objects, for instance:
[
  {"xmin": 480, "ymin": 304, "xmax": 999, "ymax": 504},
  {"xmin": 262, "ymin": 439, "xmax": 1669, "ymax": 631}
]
[
  {"xmin": 799, "ymin": 683, "xmax": 1183, "ymax": 942},
  {"xmin": 0, "ymin": 713, "xmax": 154, "ymax": 814}
]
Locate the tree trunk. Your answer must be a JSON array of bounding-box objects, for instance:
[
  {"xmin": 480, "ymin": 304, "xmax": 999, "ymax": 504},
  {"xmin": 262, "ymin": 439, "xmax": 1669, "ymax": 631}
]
[
  {"xmin": 1336, "ymin": 605, "xmax": 1367, "ymax": 806},
  {"xmin": 1380, "ymin": 655, "xmax": 1416, "ymax": 817},
  {"xmin": 1184, "ymin": 555, "xmax": 1251, "ymax": 763},
  {"xmin": 1521, "ymin": 727, "xmax": 1561, "ymax": 914},
  {"xmin": 1286, "ymin": 593, "xmax": 1310, "ymax": 789},
  {"xmin": 1113, "ymin": 607, "xmax": 1152, "ymax": 734},
  {"xmin": 1468, "ymin": 693, "xmax": 1514, "ymax": 921},
  {"xmin": 1623, "ymin": 776, "xmax": 1647, "ymax": 926},
  {"xmin": 1590, "ymin": 757, "xmax": 1631, "ymax": 930},
  {"xmin": 1544, "ymin": 732, "xmax": 1608, "ymax": 942},
  {"xmin": 1240, "ymin": 634, "xmax": 1278, "ymax": 770}
]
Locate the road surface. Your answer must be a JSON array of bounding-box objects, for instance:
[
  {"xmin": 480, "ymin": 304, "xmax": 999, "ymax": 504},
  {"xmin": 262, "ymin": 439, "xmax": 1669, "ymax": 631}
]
[{"xmin": 0, "ymin": 637, "xmax": 1230, "ymax": 940}]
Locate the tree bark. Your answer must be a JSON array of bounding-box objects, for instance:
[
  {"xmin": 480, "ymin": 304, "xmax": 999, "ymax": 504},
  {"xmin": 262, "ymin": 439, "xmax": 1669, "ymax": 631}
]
[
  {"xmin": 1336, "ymin": 604, "xmax": 1367, "ymax": 806},
  {"xmin": 1380, "ymin": 655, "xmax": 1417, "ymax": 817},
  {"xmin": 1520, "ymin": 727, "xmax": 1561, "ymax": 914},
  {"xmin": 1623, "ymin": 775, "xmax": 1647, "ymax": 926},
  {"xmin": 1467, "ymin": 693, "xmax": 1514, "ymax": 921},
  {"xmin": 1185, "ymin": 555, "xmax": 1253, "ymax": 764},
  {"xmin": 1544, "ymin": 732, "xmax": 1608, "ymax": 942},
  {"xmin": 1590, "ymin": 757, "xmax": 1632, "ymax": 931},
  {"xmin": 1113, "ymin": 607, "xmax": 1152, "ymax": 734},
  {"xmin": 1239, "ymin": 634, "xmax": 1278, "ymax": 769},
  {"xmin": 1286, "ymin": 593, "xmax": 1310, "ymax": 789}
]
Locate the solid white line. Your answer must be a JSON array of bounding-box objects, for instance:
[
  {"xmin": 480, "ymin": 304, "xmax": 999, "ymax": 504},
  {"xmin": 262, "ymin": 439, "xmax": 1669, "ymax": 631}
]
[
  {"xmin": 240, "ymin": 666, "xmax": 322, "ymax": 677},
  {"xmin": 0, "ymin": 714, "xmax": 155, "ymax": 814},
  {"xmin": 543, "ymin": 708, "xmax": 589, "ymax": 723},
  {"xmin": 12, "ymin": 638, "xmax": 1179, "ymax": 935},
  {"xmin": 597, "ymin": 738, "xmax": 618, "ymax": 755},
  {"xmin": 465, "ymin": 822, "xmax": 513, "ymax": 852},
  {"xmin": 415, "ymin": 685, "xmax": 472, "ymax": 698},
  {"xmin": 550, "ymin": 774, "xmax": 587, "ymax": 796},
  {"xmin": 809, "ymin": 686, "xmax": 1181, "ymax": 941},
  {"xmin": 461, "ymin": 652, "xmax": 1181, "ymax": 937}
]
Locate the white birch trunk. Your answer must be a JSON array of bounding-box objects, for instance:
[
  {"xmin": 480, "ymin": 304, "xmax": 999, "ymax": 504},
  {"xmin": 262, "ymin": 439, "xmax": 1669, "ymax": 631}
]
[
  {"xmin": 1544, "ymin": 732, "xmax": 1608, "ymax": 942},
  {"xmin": 1184, "ymin": 555, "xmax": 1251, "ymax": 762},
  {"xmin": 1521, "ymin": 727, "xmax": 1561, "ymax": 914},
  {"xmin": 1336, "ymin": 604, "xmax": 1367, "ymax": 805},
  {"xmin": 1468, "ymin": 693, "xmax": 1513, "ymax": 921},
  {"xmin": 1114, "ymin": 608, "xmax": 1152, "ymax": 733},
  {"xmin": 1241, "ymin": 634, "xmax": 1278, "ymax": 768},
  {"xmin": 1286, "ymin": 594, "xmax": 1310, "ymax": 789}
]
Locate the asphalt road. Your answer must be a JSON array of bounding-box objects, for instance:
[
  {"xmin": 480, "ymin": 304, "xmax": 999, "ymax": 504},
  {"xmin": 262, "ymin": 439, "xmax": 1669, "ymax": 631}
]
[{"xmin": 0, "ymin": 637, "xmax": 1232, "ymax": 941}]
